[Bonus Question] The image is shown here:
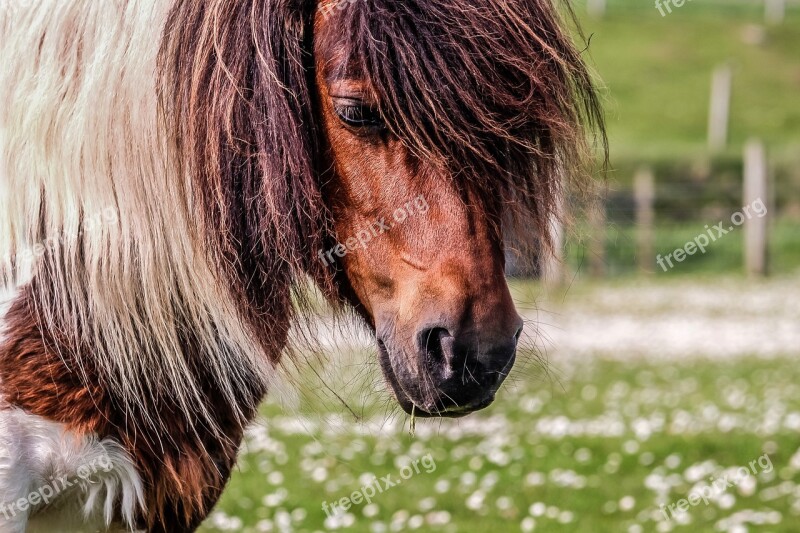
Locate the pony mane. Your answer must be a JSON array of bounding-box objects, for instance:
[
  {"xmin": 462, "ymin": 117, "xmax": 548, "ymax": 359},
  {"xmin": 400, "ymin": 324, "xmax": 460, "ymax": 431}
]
[{"xmin": 158, "ymin": 0, "xmax": 335, "ymax": 318}]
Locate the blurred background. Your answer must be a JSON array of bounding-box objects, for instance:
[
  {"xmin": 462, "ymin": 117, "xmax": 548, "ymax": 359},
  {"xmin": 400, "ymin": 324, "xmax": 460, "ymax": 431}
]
[{"xmin": 202, "ymin": 1, "xmax": 800, "ymax": 532}]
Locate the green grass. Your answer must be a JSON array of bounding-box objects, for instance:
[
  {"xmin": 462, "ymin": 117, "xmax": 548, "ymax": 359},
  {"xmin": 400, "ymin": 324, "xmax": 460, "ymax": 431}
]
[
  {"xmin": 573, "ymin": 2, "xmax": 800, "ymax": 159},
  {"xmin": 565, "ymin": 218, "xmax": 800, "ymax": 276},
  {"xmin": 200, "ymin": 353, "xmax": 800, "ymax": 533}
]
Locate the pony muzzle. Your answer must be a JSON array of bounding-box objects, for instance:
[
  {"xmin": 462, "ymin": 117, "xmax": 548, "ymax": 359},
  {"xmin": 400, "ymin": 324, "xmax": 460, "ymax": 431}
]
[{"xmin": 377, "ymin": 315, "xmax": 522, "ymax": 418}]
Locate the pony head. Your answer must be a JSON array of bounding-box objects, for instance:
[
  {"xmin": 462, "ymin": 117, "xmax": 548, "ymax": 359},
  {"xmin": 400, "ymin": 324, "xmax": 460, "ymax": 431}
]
[{"xmin": 161, "ymin": 0, "xmax": 604, "ymax": 418}]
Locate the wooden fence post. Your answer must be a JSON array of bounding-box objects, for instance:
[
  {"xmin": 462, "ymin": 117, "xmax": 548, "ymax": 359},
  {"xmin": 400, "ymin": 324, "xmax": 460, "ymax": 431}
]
[
  {"xmin": 744, "ymin": 140, "xmax": 769, "ymax": 276},
  {"xmin": 588, "ymin": 0, "xmax": 606, "ymax": 18},
  {"xmin": 765, "ymin": 0, "xmax": 785, "ymax": 24},
  {"xmin": 588, "ymin": 195, "xmax": 606, "ymax": 277},
  {"xmin": 708, "ymin": 65, "xmax": 732, "ymax": 152},
  {"xmin": 541, "ymin": 195, "xmax": 565, "ymax": 286},
  {"xmin": 634, "ymin": 167, "xmax": 656, "ymax": 274}
]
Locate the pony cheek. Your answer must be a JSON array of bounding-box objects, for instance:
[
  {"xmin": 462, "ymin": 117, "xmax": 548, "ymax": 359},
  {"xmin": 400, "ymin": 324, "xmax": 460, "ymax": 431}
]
[{"xmin": 339, "ymin": 249, "xmax": 396, "ymax": 317}]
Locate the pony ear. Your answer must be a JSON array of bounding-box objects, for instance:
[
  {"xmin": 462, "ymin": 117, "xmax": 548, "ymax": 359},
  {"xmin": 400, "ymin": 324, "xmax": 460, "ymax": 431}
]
[{"xmin": 159, "ymin": 1, "xmax": 330, "ymax": 331}]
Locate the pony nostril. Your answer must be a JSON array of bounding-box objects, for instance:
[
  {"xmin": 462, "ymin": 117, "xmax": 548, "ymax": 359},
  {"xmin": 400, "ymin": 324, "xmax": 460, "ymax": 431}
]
[{"xmin": 417, "ymin": 327, "xmax": 455, "ymax": 369}]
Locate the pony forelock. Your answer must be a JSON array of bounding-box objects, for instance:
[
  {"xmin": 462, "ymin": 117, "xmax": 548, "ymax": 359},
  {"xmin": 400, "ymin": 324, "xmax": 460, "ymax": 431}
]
[{"xmin": 331, "ymin": 0, "xmax": 606, "ymax": 251}]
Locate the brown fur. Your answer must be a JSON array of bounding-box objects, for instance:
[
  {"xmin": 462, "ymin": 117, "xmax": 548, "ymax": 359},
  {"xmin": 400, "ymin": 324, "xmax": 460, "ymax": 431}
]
[{"xmin": 0, "ymin": 287, "xmax": 262, "ymax": 531}]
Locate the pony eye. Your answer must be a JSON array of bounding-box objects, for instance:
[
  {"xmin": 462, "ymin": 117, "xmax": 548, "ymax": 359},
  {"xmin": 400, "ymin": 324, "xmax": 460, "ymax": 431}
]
[{"xmin": 333, "ymin": 100, "xmax": 385, "ymax": 131}]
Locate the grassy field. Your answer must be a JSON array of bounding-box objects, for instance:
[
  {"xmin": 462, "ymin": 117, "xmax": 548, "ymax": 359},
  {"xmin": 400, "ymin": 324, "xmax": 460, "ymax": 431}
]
[
  {"xmin": 575, "ymin": 1, "xmax": 800, "ymax": 159},
  {"xmin": 563, "ymin": 3, "xmax": 800, "ymax": 277},
  {"xmin": 198, "ymin": 279, "xmax": 800, "ymax": 533}
]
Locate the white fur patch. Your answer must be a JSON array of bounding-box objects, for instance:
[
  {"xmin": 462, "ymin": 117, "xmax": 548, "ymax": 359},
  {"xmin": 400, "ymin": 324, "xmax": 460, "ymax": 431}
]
[
  {"xmin": 0, "ymin": 0, "xmax": 273, "ymax": 440},
  {"xmin": 0, "ymin": 409, "xmax": 145, "ymax": 532},
  {"xmin": 0, "ymin": 290, "xmax": 14, "ymax": 321}
]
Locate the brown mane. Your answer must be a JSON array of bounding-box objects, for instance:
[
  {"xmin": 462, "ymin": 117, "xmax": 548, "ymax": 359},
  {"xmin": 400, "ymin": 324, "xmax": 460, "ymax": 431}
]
[{"xmin": 158, "ymin": 0, "xmax": 335, "ymax": 353}]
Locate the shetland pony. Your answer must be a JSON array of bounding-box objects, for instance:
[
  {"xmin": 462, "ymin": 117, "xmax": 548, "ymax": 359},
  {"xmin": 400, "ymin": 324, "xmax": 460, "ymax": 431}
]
[{"xmin": 0, "ymin": 0, "xmax": 603, "ymax": 531}]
